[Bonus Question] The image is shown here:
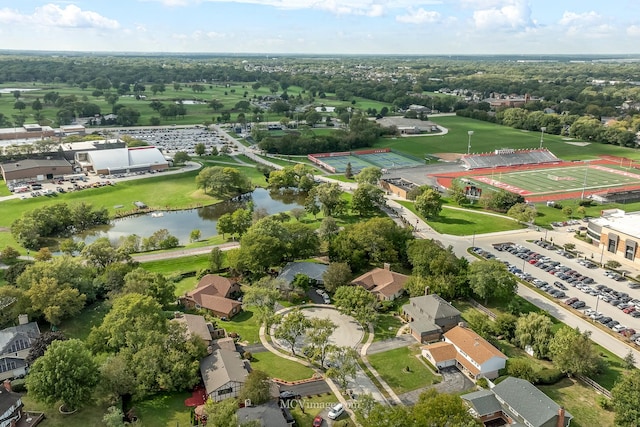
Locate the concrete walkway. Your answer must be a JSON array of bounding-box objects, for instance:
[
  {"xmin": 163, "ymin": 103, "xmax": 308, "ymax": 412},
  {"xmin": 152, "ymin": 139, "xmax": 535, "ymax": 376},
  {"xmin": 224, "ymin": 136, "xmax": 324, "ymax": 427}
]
[{"xmin": 359, "ymin": 323, "xmax": 403, "ymax": 405}]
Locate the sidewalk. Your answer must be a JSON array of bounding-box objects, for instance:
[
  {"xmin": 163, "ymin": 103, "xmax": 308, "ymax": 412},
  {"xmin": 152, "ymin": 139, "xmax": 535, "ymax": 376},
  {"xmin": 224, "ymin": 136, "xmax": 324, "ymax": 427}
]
[{"xmin": 359, "ymin": 323, "xmax": 403, "ymax": 405}]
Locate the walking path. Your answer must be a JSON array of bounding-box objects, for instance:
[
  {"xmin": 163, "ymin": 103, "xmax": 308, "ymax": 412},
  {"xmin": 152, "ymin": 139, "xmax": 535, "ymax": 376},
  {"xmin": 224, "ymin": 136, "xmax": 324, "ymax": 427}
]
[{"xmin": 359, "ymin": 323, "xmax": 403, "ymax": 405}]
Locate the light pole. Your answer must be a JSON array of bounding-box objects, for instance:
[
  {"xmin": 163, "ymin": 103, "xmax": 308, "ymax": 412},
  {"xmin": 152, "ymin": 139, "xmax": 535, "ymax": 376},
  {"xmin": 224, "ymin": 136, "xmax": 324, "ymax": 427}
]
[
  {"xmin": 467, "ymin": 131, "xmax": 474, "ymax": 155},
  {"xmin": 600, "ymin": 243, "xmax": 606, "ymax": 266},
  {"xmin": 581, "ymin": 160, "xmax": 591, "ymax": 200},
  {"xmin": 539, "ymin": 126, "xmax": 546, "ymax": 149},
  {"xmin": 472, "ymin": 231, "xmax": 476, "ymax": 247}
]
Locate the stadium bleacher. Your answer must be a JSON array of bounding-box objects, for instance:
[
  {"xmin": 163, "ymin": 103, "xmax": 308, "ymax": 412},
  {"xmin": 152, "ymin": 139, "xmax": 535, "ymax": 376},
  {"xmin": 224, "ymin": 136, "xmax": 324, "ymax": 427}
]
[{"xmin": 461, "ymin": 149, "xmax": 559, "ymax": 170}]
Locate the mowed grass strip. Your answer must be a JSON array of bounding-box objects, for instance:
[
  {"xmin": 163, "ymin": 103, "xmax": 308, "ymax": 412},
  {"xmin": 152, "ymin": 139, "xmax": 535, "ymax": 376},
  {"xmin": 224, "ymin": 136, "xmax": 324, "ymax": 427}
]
[
  {"xmin": 249, "ymin": 351, "xmax": 315, "ymax": 382},
  {"xmin": 398, "ymin": 201, "xmax": 524, "ymax": 235},
  {"xmin": 367, "ymin": 346, "xmax": 438, "ymax": 394},
  {"xmin": 135, "ymin": 391, "xmax": 193, "ymax": 427}
]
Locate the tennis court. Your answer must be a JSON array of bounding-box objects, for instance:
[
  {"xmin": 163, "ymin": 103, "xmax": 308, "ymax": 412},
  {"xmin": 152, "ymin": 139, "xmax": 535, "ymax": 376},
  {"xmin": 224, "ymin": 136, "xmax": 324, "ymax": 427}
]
[
  {"xmin": 317, "ymin": 155, "xmax": 372, "ymax": 173},
  {"xmin": 356, "ymin": 151, "xmax": 424, "ymax": 169},
  {"xmin": 472, "ymin": 164, "xmax": 640, "ymax": 196}
]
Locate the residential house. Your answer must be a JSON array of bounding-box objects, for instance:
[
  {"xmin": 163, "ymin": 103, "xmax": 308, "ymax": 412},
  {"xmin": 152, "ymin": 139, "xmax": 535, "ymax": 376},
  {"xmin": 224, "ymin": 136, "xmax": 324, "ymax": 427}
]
[
  {"xmin": 171, "ymin": 313, "xmax": 214, "ymax": 347},
  {"xmin": 237, "ymin": 401, "xmax": 295, "ymax": 427},
  {"xmin": 200, "ymin": 348, "xmax": 250, "ymax": 402},
  {"xmin": 352, "ymin": 264, "xmax": 408, "ymax": 301},
  {"xmin": 402, "ymin": 294, "xmax": 462, "ymax": 343},
  {"xmin": 181, "ymin": 275, "xmax": 242, "ymax": 319},
  {"xmin": 0, "ymin": 380, "xmax": 44, "ymax": 427},
  {"xmin": 462, "ymin": 377, "xmax": 572, "ymax": 427},
  {"xmin": 421, "ymin": 324, "xmax": 508, "ymax": 380},
  {"xmin": 277, "ymin": 262, "xmax": 329, "ymax": 286},
  {"xmin": 0, "ymin": 316, "xmax": 40, "ymax": 382}
]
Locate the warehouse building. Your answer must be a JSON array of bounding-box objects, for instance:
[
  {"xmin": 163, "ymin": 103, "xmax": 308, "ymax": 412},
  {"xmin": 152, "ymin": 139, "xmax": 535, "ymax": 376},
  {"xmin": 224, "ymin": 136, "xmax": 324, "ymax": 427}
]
[
  {"xmin": 1, "ymin": 158, "xmax": 73, "ymax": 182},
  {"xmin": 75, "ymin": 146, "xmax": 169, "ymax": 175}
]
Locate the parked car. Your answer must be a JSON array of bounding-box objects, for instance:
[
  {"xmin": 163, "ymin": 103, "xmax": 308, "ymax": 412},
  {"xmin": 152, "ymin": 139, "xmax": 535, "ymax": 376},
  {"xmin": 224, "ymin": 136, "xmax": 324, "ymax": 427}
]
[
  {"xmin": 313, "ymin": 416, "xmax": 324, "ymax": 427},
  {"xmin": 571, "ymin": 301, "xmax": 586, "ymax": 309},
  {"xmin": 328, "ymin": 403, "xmax": 345, "ymax": 420}
]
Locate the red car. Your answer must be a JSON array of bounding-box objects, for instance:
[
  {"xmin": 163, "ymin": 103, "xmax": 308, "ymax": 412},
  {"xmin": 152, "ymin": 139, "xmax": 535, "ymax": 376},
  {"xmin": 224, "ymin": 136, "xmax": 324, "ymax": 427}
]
[{"xmin": 313, "ymin": 415, "xmax": 324, "ymax": 427}]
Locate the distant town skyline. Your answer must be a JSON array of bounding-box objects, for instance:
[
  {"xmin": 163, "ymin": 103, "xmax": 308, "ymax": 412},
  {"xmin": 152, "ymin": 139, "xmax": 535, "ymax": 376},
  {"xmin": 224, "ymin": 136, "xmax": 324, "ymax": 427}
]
[{"xmin": 0, "ymin": 1, "xmax": 638, "ymax": 55}]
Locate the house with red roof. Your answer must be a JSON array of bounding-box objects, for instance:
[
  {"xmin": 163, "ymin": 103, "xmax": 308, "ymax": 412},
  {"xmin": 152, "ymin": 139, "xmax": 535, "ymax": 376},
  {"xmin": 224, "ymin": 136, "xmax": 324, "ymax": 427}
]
[
  {"xmin": 351, "ymin": 264, "xmax": 408, "ymax": 301},
  {"xmin": 180, "ymin": 275, "xmax": 242, "ymax": 319}
]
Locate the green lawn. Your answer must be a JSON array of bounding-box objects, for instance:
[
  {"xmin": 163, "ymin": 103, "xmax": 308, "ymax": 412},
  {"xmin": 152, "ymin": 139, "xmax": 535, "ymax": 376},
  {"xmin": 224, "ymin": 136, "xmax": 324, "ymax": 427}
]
[
  {"xmin": 290, "ymin": 393, "xmax": 355, "ymax": 427},
  {"xmin": 539, "ymin": 377, "xmax": 615, "ymax": 427},
  {"xmin": 534, "ymin": 200, "xmax": 640, "ymax": 227},
  {"xmin": 373, "ymin": 115, "xmax": 640, "ymax": 161},
  {"xmin": 140, "ymin": 253, "xmax": 212, "ymax": 276},
  {"xmin": 367, "ymin": 346, "xmax": 438, "ymax": 394},
  {"xmin": 135, "ymin": 392, "xmax": 192, "ymax": 427},
  {"xmin": 20, "ymin": 394, "xmax": 108, "ymax": 427},
  {"xmin": 57, "ymin": 301, "xmax": 109, "ymax": 341},
  {"xmin": 218, "ymin": 309, "xmax": 261, "ymax": 344},
  {"xmin": 249, "ymin": 351, "xmax": 315, "ymax": 382},
  {"xmin": 373, "ymin": 314, "xmax": 403, "ymax": 342},
  {"xmin": 398, "ymin": 201, "xmax": 524, "ymax": 235}
]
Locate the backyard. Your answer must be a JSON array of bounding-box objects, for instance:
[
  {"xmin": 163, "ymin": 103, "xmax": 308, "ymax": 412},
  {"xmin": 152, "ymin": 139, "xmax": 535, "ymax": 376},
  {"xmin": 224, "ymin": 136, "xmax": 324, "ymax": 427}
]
[{"xmin": 367, "ymin": 346, "xmax": 439, "ymax": 394}]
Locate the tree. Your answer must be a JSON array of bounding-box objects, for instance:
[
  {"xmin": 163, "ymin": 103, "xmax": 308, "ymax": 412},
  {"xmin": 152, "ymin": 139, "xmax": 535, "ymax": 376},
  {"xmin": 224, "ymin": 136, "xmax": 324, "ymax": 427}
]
[
  {"xmin": 81, "ymin": 237, "xmax": 128, "ymax": 269},
  {"xmin": 121, "ymin": 268, "xmax": 176, "ymax": 308},
  {"xmin": 27, "ymin": 277, "xmax": 86, "ymax": 326},
  {"xmin": 612, "ymin": 370, "xmax": 640, "ymax": 426},
  {"xmin": 242, "ymin": 277, "xmax": 281, "ymax": 326},
  {"xmin": 217, "ymin": 213, "xmax": 234, "ymax": 239},
  {"xmin": 173, "ymin": 151, "xmax": 191, "ymax": 165},
  {"xmin": 326, "ymin": 346, "xmax": 358, "ymax": 390},
  {"xmin": 506, "ymin": 358, "xmax": 539, "ymax": 383},
  {"xmin": 303, "ymin": 317, "xmax": 337, "ymax": 368},
  {"xmin": 274, "ymin": 309, "xmax": 310, "ymax": 355},
  {"xmin": 312, "ymin": 183, "xmax": 346, "ymax": 217},
  {"xmin": 549, "ymin": 326, "xmax": 601, "ymax": 377},
  {"xmin": 333, "ymin": 285, "xmax": 378, "ymax": 326},
  {"xmin": 514, "ymin": 312, "xmax": 554, "ymax": 358},
  {"xmin": 562, "ymin": 206, "xmax": 573, "ymax": 218},
  {"xmin": 605, "ymin": 260, "xmax": 621, "ymax": 269},
  {"xmin": 322, "ymin": 262, "xmax": 352, "ymax": 293},
  {"xmin": 468, "ymin": 260, "xmax": 516, "ymax": 304},
  {"xmin": 624, "ymin": 349, "xmax": 636, "ymax": 370},
  {"xmin": 483, "ymin": 190, "xmax": 525, "ymax": 213},
  {"xmin": 414, "ymin": 188, "xmax": 442, "ymax": 219},
  {"xmin": 318, "ymin": 216, "xmax": 339, "ymax": 241},
  {"xmin": 412, "ymin": 388, "xmax": 481, "ymax": 427},
  {"xmin": 103, "ymin": 406, "xmax": 126, "ymax": 427},
  {"xmin": 304, "ymin": 192, "xmax": 321, "ymax": 218},
  {"xmin": 59, "ymin": 239, "xmax": 82, "ymax": 256},
  {"xmin": 203, "ymin": 398, "xmax": 238, "ymax": 427},
  {"xmin": 352, "ymin": 184, "xmax": 385, "ymax": 215},
  {"xmin": 344, "ymin": 162, "xmax": 353, "ymax": 179},
  {"xmin": 449, "ymin": 181, "xmax": 468, "ymax": 206},
  {"xmin": 493, "ymin": 313, "xmax": 517, "ymax": 340},
  {"xmin": 238, "ymin": 370, "xmax": 271, "ymax": 405},
  {"xmin": 195, "ymin": 143, "xmax": 206, "ymax": 156},
  {"xmin": 564, "ymin": 243, "xmax": 576, "ymax": 251},
  {"xmin": 13, "ymin": 101, "xmax": 26, "ymax": 111},
  {"xmin": 25, "ymin": 331, "xmax": 67, "ymax": 366},
  {"xmin": 209, "ymin": 247, "xmax": 224, "ymax": 272},
  {"xmin": 507, "ymin": 203, "xmax": 536, "ymax": 223},
  {"xmin": 190, "ymin": 229, "xmax": 201, "ymax": 242},
  {"xmin": 290, "ymin": 207, "xmax": 305, "ymax": 221},
  {"xmin": 355, "ymin": 166, "xmax": 382, "ymax": 185},
  {"xmin": 196, "ymin": 166, "xmax": 252, "ymax": 198},
  {"xmin": 26, "ymin": 339, "xmax": 98, "ymax": 411},
  {"xmin": 0, "ymin": 246, "xmax": 20, "ymax": 263}
]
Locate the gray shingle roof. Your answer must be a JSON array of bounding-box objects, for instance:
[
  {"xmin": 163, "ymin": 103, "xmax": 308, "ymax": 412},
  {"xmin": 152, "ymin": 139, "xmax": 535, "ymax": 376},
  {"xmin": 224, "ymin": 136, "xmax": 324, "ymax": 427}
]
[
  {"xmin": 237, "ymin": 401, "xmax": 288, "ymax": 427},
  {"xmin": 1, "ymin": 158, "xmax": 71, "ymax": 172},
  {"xmin": 200, "ymin": 349, "xmax": 249, "ymax": 394},
  {"xmin": 278, "ymin": 262, "xmax": 328, "ymax": 284},
  {"xmin": 461, "ymin": 389, "xmax": 501, "ymax": 416},
  {"xmin": 0, "ymin": 322, "xmax": 40, "ymax": 356},
  {"xmin": 492, "ymin": 377, "xmax": 573, "ymax": 427}
]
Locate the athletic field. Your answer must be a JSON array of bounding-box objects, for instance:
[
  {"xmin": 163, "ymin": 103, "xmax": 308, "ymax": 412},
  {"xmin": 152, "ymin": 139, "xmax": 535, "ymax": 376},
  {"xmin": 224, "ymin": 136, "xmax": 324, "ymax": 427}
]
[{"xmin": 470, "ymin": 164, "xmax": 640, "ymax": 198}]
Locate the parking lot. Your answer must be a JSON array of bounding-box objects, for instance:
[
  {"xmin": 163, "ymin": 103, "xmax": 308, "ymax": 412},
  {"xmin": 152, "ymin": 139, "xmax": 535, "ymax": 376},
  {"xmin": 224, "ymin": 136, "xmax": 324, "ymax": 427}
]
[
  {"xmin": 114, "ymin": 127, "xmax": 229, "ymax": 155},
  {"xmin": 473, "ymin": 240, "xmax": 640, "ymax": 347}
]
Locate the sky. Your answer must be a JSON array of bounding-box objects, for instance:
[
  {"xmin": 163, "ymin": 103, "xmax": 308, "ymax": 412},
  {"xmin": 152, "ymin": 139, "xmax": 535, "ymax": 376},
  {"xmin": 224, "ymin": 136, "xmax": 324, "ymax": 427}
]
[{"xmin": 0, "ymin": 1, "xmax": 639, "ymax": 55}]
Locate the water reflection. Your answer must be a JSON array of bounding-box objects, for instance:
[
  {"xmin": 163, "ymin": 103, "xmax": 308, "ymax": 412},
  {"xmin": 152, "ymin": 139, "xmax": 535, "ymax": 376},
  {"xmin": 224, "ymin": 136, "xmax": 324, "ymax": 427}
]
[{"xmin": 80, "ymin": 188, "xmax": 305, "ymax": 245}]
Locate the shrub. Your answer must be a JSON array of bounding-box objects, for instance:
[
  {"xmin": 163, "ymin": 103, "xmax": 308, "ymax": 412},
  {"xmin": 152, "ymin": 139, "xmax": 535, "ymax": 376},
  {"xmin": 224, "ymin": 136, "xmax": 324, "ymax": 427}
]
[
  {"xmin": 243, "ymin": 351, "xmax": 252, "ymax": 361},
  {"xmin": 535, "ymin": 368, "xmax": 565, "ymax": 385},
  {"xmin": 596, "ymin": 395, "xmax": 612, "ymax": 410},
  {"xmin": 579, "ymin": 200, "xmax": 593, "ymax": 207},
  {"xmin": 476, "ymin": 377, "xmax": 489, "ymax": 389},
  {"xmin": 9, "ymin": 379, "xmax": 26, "ymax": 393}
]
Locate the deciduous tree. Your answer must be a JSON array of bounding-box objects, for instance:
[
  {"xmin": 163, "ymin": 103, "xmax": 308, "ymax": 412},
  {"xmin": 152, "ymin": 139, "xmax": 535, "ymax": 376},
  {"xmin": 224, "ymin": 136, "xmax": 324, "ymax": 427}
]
[
  {"xmin": 27, "ymin": 277, "xmax": 86, "ymax": 326},
  {"xmin": 326, "ymin": 346, "xmax": 358, "ymax": 390},
  {"xmin": 333, "ymin": 285, "xmax": 378, "ymax": 326},
  {"xmin": 322, "ymin": 262, "xmax": 352, "ymax": 293},
  {"xmin": 514, "ymin": 312, "xmax": 554, "ymax": 358},
  {"xmin": 549, "ymin": 326, "xmax": 601, "ymax": 377},
  {"xmin": 354, "ymin": 167, "xmax": 382, "ymax": 185},
  {"xmin": 274, "ymin": 309, "xmax": 310, "ymax": 355},
  {"xmin": 468, "ymin": 260, "xmax": 516, "ymax": 304},
  {"xmin": 415, "ymin": 188, "xmax": 443, "ymax": 219},
  {"xmin": 304, "ymin": 317, "xmax": 337, "ymax": 368},
  {"xmin": 238, "ymin": 370, "xmax": 271, "ymax": 405},
  {"xmin": 612, "ymin": 370, "xmax": 640, "ymax": 426}
]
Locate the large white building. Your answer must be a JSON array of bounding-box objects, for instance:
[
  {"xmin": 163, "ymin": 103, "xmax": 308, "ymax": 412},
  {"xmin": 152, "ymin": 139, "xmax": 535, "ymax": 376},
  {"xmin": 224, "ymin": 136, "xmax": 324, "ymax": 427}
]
[
  {"xmin": 587, "ymin": 209, "xmax": 640, "ymax": 264},
  {"xmin": 75, "ymin": 146, "xmax": 169, "ymax": 175}
]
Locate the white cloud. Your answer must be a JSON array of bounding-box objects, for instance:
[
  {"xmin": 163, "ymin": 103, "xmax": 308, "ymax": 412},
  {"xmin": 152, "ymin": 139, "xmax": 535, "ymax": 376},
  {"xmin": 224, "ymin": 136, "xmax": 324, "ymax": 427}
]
[
  {"xmin": 472, "ymin": 0, "xmax": 532, "ymax": 31},
  {"xmin": 559, "ymin": 11, "xmax": 614, "ymax": 39},
  {"xmin": 0, "ymin": 4, "xmax": 119, "ymax": 29},
  {"xmin": 559, "ymin": 11, "xmax": 601, "ymax": 26},
  {"xmin": 172, "ymin": 30, "xmax": 227, "ymax": 41},
  {"xmin": 627, "ymin": 25, "xmax": 640, "ymax": 37},
  {"xmin": 396, "ymin": 8, "xmax": 441, "ymax": 24}
]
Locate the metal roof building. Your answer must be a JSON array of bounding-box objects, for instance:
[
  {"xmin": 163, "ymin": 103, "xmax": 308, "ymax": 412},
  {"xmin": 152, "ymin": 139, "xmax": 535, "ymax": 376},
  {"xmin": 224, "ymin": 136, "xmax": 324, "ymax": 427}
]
[{"xmin": 76, "ymin": 146, "xmax": 168, "ymax": 174}]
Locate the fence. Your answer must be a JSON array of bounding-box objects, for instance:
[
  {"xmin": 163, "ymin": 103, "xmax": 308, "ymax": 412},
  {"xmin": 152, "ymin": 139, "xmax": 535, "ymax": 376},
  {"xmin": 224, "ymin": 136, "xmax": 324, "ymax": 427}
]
[
  {"xmin": 467, "ymin": 299, "xmax": 497, "ymax": 319},
  {"xmin": 575, "ymin": 374, "xmax": 612, "ymax": 399}
]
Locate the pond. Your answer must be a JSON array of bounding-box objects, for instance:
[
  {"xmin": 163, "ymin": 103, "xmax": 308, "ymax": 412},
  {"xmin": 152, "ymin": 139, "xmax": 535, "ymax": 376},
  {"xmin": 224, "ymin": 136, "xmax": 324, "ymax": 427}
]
[{"xmin": 80, "ymin": 188, "xmax": 305, "ymax": 245}]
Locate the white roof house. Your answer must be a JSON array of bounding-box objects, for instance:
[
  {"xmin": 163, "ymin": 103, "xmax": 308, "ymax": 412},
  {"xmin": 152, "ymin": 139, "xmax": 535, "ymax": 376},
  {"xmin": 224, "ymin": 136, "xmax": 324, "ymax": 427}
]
[{"xmin": 79, "ymin": 146, "xmax": 168, "ymax": 174}]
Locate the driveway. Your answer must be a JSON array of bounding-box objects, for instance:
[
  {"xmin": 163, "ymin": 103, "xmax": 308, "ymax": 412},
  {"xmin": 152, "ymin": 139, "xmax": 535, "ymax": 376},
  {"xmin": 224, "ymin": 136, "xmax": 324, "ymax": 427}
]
[
  {"xmin": 366, "ymin": 335, "xmax": 416, "ymax": 355},
  {"xmin": 398, "ymin": 367, "xmax": 474, "ymax": 405}
]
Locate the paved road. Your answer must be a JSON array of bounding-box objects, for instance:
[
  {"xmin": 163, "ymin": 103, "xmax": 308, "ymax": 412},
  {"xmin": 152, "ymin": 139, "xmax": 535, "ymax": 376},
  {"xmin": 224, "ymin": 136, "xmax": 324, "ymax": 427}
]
[
  {"xmin": 398, "ymin": 367, "xmax": 474, "ymax": 405},
  {"xmin": 283, "ymin": 379, "xmax": 332, "ymax": 397}
]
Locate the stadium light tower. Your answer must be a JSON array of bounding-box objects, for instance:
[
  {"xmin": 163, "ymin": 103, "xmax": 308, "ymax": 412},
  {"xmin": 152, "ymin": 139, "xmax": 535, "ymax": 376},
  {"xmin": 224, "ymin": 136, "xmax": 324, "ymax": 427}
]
[
  {"xmin": 581, "ymin": 159, "xmax": 592, "ymax": 200},
  {"xmin": 539, "ymin": 126, "xmax": 547, "ymax": 149},
  {"xmin": 467, "ymin": 130, "xmax": 474, "ymax": 155}
]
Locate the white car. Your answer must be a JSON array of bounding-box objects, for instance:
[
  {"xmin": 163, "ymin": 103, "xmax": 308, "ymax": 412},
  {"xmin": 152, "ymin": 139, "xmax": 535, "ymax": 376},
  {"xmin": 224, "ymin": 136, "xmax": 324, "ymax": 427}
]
[{"xmin": 328, "ymin": 403, "xmax": 344, "ymax": 420}]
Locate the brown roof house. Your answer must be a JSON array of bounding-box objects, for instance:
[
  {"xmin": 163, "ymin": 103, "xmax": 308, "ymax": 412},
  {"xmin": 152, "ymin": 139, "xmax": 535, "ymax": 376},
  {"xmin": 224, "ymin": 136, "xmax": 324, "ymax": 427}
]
[
  {"xmin": 181, "ymin": 275, "xmax": 242, "ymax": 319},
  {"xmin": 352, "ymin": 264, "xmax": 408, "ymax": 301},
  {"xmin": 402, "ymin": 294, "xmax": 461, "ymax": 343},
  {"xmin": 200, "ymin": 348, "xmax": 250, "ymax": 402},
  {"xmin": 422, "ymin": 324, "xmax": 508, "ymax": 380}
]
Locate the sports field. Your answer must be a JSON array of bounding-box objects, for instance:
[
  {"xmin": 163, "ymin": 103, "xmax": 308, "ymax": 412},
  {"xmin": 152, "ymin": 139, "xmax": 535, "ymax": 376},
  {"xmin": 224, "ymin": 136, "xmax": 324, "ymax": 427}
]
[
  {"xmin": 470, "ymin": 164, "xmax": 640, "ymax": 197},
  {"xmin": 357, "ymin": 151, "xmax": 423, "ymax": 169},
  {"xmin": 316, "ymin": 155, "xmax": 372, "ymax": 173}
]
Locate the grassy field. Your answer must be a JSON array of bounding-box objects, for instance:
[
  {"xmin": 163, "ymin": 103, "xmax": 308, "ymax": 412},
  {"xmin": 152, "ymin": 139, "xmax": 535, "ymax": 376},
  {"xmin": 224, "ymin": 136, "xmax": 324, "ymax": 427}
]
[
  {"xmin": 539, "ymin": 378, "xmax": 615, "ymax": 427},
  {"xmin": 218, "ymin": 309, "xmax": 261, "ymax": 344},
  {"xmin": 373, "ymin": 314, "xmax": 404, "ymax": 342},
  {"xmin": 20, "ymin": 394, "xmax": 108, "ymax": 427},
  {"xmin": 398, "ymin": 201, "xmax": 525, "ymax": 235},
  {"xmin": 373, "ymin": 115, "xmax": 640, "ymax": 161},
  {"xmin": 57, "ymin": 301, "xmax": 109, "ymax": 341},
  {"xmin": 135, "ymin": 392, "xmax": 193, "ymax": 427},
  {"xmin": 249, "ymin": 351, "xmax": 315, "ymax": 382},
  {"xmin": 367, "ymin": 346, "xmax": 438, "ymax": 394},
  {"xmin": 534, "ymin": 200, "xmax": 640, "ymax": 227}
]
